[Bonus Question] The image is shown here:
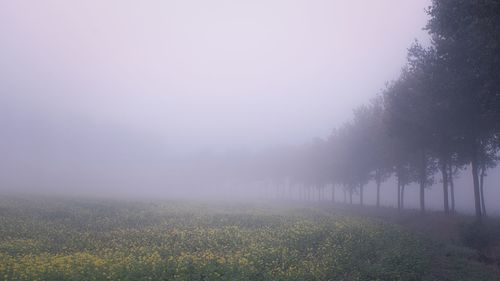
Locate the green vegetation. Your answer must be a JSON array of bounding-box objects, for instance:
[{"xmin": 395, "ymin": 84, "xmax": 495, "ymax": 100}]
[{"xmin": 0, "ymin": 198, "xmax": 499, "ymax": 281}]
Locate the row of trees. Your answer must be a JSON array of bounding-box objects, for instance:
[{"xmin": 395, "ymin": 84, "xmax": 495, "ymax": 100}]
[
  {"xmin": 248, "ymin": 0, "xmax": 499, "ymax": 219},
  {"xmin": 181, "ymin": 1, "xmax": 498, "ymax": 220}
]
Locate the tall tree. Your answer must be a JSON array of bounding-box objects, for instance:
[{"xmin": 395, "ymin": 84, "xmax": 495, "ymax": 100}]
[
  {"xmin": 365, "ymin": 97, "xmax": 393, "ymax": 208},
  {"xmin": 427, "ymin": 0, "xmax": 500, "ymax": 219},
  {"xmin": 384, "ymin": 67, "xmax": 436, "ymax": 213}
]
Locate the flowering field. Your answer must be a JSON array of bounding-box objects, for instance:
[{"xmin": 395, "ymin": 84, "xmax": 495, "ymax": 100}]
[{"xmin": 0, "ymin": 198, "xmax": 495, "ymax": 281}]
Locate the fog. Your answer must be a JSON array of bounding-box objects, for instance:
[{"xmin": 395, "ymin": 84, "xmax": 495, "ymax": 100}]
[{"xmin": 1, "ymin": 1, "xmax": 498, "ymax": 214}]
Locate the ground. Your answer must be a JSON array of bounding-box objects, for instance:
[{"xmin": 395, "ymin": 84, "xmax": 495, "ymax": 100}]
[{"xmin": 0, "ymin": 197, "xmax": 499, "ymax": 281}]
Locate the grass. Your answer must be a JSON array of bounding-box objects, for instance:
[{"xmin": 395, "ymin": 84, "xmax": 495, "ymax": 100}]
[{"xmin": 0, "ymin": 197, "xmax": 499, "ymax": 281}]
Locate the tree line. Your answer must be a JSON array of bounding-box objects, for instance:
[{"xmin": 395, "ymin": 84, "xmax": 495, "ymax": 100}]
[
  {"xmin": 231, "ymin": 0, "xmax": 499, "ymax": 219},
  {"xmin": 170, "ymin": 1, "xmax": 499, "ymax": 219}
]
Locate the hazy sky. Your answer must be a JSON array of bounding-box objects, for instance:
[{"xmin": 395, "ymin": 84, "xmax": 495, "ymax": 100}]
[
  {"xmin": 1, "ymin": 0, "xmax": 431, "ymax": 151},
  {"xmin": 5, "ymin": 0, "xmax": 472, "ymax": 203}
]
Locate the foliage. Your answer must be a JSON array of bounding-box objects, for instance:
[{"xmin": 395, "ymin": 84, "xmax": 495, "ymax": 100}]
[{"xmin": 459, "ymin": 221, "xmax": 500, "ymax": 253}]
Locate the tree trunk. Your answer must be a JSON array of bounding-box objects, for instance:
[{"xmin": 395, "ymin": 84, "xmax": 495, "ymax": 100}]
[
  {"xmin": 401, "ymin": 184, "xmax": 405, "ymax": 209},
  {"xmin": 480, "ymin": 166, "xmax": 487, "ymax": 216},
  {"xmin": 440, "ymin": 160, "xmax": 450, "ymax": 214},
  {"xmin": 419, "ymin": 181, "xmax": 425, "ymax": 213},
  {"xmin": 397, "ymin": 176, "xmax": 401, "ymax": 210},
  {"xmin": 359, "ymin": 183, "xmax": 364, "ymax": 206},
  {"xmin": 471, "ymin": 150, "xmax": 482, "ymax": 219},
  {"xmin": 349, "ymin": 188, "xmax": 353, "ymax": 204},
  {"xmin": 376, "ymin": 178, "xmax": 381, "ymax": 208},
  {"xmin": 419, "ymin": 151, "xmax": 426, "ymax": 214},
  {"xmin": 343, "ymin": 189, "xmax": 346, "ymax": 203},
  {"xmin": 331, "ymin": 185, "xmax": 335, "ymax": 202},
  {"xmin": 448, "ymin": 164, "xmax": 455, "ymax": 213}
]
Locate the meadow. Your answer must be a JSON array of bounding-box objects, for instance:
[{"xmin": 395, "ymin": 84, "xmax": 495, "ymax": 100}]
[{"xmin": 0, "ymin": 197, "xmax": 498, "ymax": 281}]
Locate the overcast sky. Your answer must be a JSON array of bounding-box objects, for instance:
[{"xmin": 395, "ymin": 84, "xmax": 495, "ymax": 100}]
[{"xmin": 1, "ymin": 0, "xmax": 431, "ymax": 151}]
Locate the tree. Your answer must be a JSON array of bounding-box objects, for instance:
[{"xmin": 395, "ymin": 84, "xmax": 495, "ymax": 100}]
[
  {"xmin": 366, "ymin": 97, "xmax": 393, "ymax": 207},
  {"xmin": 426, "ymin": 0, "xmax": 500, "ymax": 219},
  {"xmin": 384, "ymin": 66, "xmax": 437, "ymax": 213}
]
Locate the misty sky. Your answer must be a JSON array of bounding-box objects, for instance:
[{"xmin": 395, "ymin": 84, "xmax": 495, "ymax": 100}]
[
  {"xmin": 10, "ymin": 0, "xmax": 492, "ymax": 207},
  {"xmin": 1, "ymin": 0, "xmax": 431, "ymax": 150}
]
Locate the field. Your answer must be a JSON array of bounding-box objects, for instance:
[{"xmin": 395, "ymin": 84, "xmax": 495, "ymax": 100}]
[{"xmin": 0, "ymin": 197, "xmax": 499, "ymax": 281}]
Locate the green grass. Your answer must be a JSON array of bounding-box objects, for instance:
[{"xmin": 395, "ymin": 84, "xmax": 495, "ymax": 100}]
[{"xmin": 0, "ymin": 197, "xmax": 498, "ymax": 281}]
